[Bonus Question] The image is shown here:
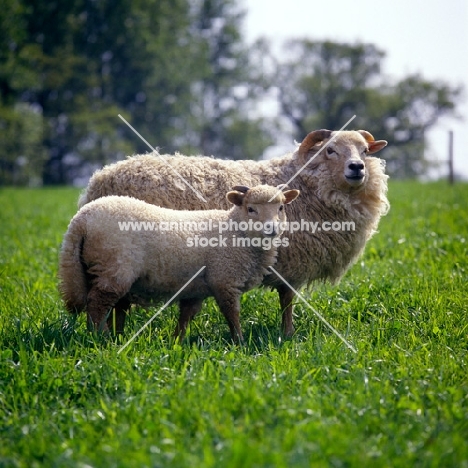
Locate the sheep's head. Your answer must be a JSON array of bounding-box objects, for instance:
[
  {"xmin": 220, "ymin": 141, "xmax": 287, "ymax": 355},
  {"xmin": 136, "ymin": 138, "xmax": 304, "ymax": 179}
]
[
  {"xmin": 226, "ymin": 185, "xmax": 300, "ymax": 237},
  {"xmin": 298, "ymin": 129, "xmax": 387, "ymax": 192}
]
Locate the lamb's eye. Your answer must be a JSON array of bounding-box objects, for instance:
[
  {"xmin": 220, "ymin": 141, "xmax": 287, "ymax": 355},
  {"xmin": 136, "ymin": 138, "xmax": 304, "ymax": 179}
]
[
  {"xmin": 248, "ymin": 207, "xmax": 256, "ymax": 214},
  {"xmin": 279, "ymin": 205, "xmax": 284, "ymax": 212},
  {"xmin": 326, "ymin": 147, "xmax": 335, "ymax": 156}
]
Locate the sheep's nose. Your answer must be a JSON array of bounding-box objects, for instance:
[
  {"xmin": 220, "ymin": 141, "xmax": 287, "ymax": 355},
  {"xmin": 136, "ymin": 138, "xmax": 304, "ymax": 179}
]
[
  {"xmin": 348, "ymin": 161, "xmax": 364, "ymax": 172},
  {"xmin": 263, "ymin": 222, "xmax": 277, "ymax": 237}
]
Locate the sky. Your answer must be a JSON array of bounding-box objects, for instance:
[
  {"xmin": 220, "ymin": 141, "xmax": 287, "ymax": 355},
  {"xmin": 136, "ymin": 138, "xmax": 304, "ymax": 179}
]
[{"xmin": 243, "ymin": 0, "xmax": 468, "ymax": 179}]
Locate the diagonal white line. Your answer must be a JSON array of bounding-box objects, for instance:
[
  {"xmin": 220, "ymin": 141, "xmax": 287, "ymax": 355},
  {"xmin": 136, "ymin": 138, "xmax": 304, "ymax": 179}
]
[
  {"xmin": 117, "ymin": 266, "xmax": 206, "ymax": 355},
  {"xmin": 118, "ymin": 114, "xmax": 208, "ymax": 203},
  {"xmin": 269, "ymin": 266, "xmax": 357, "ymax": 353},
  {"xmin": 268, "ymin": 115, "xmax": 356, "ymax": 202}
]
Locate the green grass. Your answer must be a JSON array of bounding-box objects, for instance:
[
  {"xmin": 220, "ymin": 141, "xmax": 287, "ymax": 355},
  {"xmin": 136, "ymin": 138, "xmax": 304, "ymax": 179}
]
[{"xmin": 0, "ymin": 182, "xmax": 467, "ymax": 467}]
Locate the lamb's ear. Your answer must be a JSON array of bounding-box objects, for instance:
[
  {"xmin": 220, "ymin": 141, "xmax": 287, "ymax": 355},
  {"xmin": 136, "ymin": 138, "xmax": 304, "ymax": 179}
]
[
  {"xmin": 358, "ymin": 130, "xmax": 388, "ymax": 154},
  {"xmin": 231, "ymin": 185, "xmax": 250, "ymax": 194},
  {"xmin": 298, "ymin": 129, "xmax": 332, "ymax": 162},
  {"xmin": 283, "ymin": 189, "xmax": 300, "ymax": 204},
  {"xmin": 226, "ymin": 191, "xmax": 245, "ymax": 207}
]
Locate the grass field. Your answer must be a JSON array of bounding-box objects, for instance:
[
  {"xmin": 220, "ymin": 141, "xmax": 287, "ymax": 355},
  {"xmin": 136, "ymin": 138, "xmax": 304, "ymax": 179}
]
[{"xmin": 0, "ymin": 181, "xmax": 467, "ymax": 467}]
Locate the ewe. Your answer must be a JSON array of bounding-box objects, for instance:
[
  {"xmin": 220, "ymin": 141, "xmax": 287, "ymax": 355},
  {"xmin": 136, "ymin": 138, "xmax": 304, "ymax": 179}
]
[
  {"xmin": 79, "ymin": 129, "xmax": 389, "ymax": 336},
  {"xmin": 59, "ymin": 185, "xmax": 299, "ymax": 342}
]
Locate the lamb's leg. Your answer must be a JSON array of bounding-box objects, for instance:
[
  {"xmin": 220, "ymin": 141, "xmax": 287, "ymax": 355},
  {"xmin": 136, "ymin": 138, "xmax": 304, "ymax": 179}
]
[
  {"xmin": 86, "ymin": 285, "xmax": 122, "ymax": 333},
  {"xmin": 277, "ymin": 284, "xmax": 296, "ymax": 337},
  {"xmin": 214, "ymin": 292, "xmax": 243, "ymax": 344},
  {"xmin": 107, "ymin": 297, "xmax": 131, "ymax": 334},
  {"xmin": 174, "ymin": 298, "xmax": 203, "ymax": 340}
]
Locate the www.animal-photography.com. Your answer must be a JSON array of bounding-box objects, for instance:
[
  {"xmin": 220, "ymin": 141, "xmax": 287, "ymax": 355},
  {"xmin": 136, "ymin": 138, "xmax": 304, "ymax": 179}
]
[{"xmin": 1, "ymin": 1, "xmax": 467, "ymax": 467}]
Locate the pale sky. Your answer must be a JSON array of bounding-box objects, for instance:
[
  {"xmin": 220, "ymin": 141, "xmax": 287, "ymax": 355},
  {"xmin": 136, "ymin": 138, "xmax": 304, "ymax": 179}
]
[{"xmin": 243, "ymin": 0, "xmax": 468, "ymax": 178}]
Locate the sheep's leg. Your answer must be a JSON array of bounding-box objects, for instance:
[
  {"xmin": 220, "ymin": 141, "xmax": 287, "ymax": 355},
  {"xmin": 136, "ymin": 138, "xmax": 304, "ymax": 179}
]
[
  {"xmin": 107, "ymin": 297, "xmax": 131, "ymax": 334},
  {"xmin": 277, "ymin": 285, "xmax": 296, "ymax": 337},
  {"xmin": 214, "ymin": 292, "xmax": 243, "ymax": 344},
  {"xmin": 174, "ymin": 298, "xmax": 203, "ymax": 340},
  {"xmin": 86, "ymin": 286, "xmax": 121, "ymax": 333}
]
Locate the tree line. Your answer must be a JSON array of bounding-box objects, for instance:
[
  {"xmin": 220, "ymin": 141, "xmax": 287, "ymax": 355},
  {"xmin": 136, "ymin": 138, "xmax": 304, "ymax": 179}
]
[{"xmin": 0, "ymin": 0, "xmax": 462, "ymax": 185}]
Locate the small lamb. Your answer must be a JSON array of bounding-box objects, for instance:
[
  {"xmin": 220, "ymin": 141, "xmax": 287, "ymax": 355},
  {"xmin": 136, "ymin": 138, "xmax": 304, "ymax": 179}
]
[{"xmin": 59, "ymin": 185, "xmax": 299, "ymax": 342}]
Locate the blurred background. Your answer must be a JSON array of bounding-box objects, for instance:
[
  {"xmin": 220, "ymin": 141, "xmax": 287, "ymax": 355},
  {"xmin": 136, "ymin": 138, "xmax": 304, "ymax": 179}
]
[{"xmin": 0, "ymin": 0, "xmax": 466, "ymax": 186}]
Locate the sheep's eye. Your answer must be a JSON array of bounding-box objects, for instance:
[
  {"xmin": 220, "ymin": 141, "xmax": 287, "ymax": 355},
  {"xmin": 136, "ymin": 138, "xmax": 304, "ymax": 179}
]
[
  {"xmin": 279, "ymin": 205, "xmax": 284, "ymax": 212},
  {"xmin": 326, "ymin": 147, "xmax": 335, "ymax": 156},
  {"xmin": 248, "ymin": 207, "xmax": 256, "ymax": 214}
]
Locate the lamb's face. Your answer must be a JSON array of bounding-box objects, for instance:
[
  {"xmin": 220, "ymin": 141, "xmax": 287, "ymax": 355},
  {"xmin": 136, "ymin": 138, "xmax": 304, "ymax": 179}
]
[
  {"xmin": 244, "ymin": 200, "xmax": 286, "ymax": 237},
  {"xmin": 227, "ymin": 185, "xmax": 300, "ymax": 237},
  {"xmin": 298, "ymin": 129, "xmax": 387, "ymax": 192}
]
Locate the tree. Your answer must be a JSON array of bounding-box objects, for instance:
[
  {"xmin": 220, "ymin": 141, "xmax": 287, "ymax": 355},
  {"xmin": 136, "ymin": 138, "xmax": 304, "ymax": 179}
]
[
  {"xmin": 0, "ymin": 103, "xmax": 46, "ymax": 185},
  {"xmin": 26, "ymin": 0, "xmax": 198, "ymax": 184},
  {"xmin": 0, "ymin": 0, "xmax": 273, "ymax": 185},
  {"xmin": 274, "ymin": 40, "xmax": 462, "ymax": 177},
  {"xmin": 0, "ymin": 0, "xmax": 48, "ymax": 185},
  {"xmin": 0, "ymin": 0, "xmax": 205, "ymax": 184},
  {"xmin": 187, "ymin": 0, "xmax": 273, "ymax": 159}
]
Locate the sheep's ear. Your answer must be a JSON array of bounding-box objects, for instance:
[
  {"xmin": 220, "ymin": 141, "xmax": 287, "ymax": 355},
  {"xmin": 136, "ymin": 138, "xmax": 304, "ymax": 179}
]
[
  {"xmin": 226, "ymin": 191, "xmax": 245, "ymax": 207},
  {"xmin": 368, "ymin": 140, "xmax": 387, "ymax": 154},
  {"xmin": 298, "ymin": 129, "xmax": 332, "ymax": 161},
  {"xmin": 283, "ymin": 189, "xmax": 300, "ymax": 204},
  {"xmin": 358, "ymin": 130, "xmax": 388, "ymax": 154}
]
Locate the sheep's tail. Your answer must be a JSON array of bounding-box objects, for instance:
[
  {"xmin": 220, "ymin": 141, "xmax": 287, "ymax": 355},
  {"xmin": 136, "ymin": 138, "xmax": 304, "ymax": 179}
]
[{"xmin": 58, "ymin": 218, "xmax": 88, "ymax": 313}]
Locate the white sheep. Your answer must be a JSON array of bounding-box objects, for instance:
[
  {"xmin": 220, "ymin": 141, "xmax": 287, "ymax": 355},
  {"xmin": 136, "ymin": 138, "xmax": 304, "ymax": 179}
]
[
  {"xmin": 59, "ymin": 185, "xmax": 300, "ymax": 342},
  {"xmin": 79, "ymin": 129, "xmax": 389, "ymax": 337}
]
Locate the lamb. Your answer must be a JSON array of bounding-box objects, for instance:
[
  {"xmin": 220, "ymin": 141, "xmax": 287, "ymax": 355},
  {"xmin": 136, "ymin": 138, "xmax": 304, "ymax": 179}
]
[
  {"xmin": 59, "ymin": 185, "xmax": 300, "ymax": 342},
  {"xmin": 79, "ymin": 129, "xmax": 389, "ymax": 337}
]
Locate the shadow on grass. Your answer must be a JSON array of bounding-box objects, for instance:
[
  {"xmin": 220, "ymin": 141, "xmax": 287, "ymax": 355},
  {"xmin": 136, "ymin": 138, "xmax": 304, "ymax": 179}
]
[
  {"xmin": 177, "ymin": 321, "xmax": 304, "ymax": 355},
  {"xmin": 0, "ymin": 314, "xmax": 116, "ymax": 359},
  {"xmin": 0, "ymin": 306, "xmax": 313, "ymax": 361}
]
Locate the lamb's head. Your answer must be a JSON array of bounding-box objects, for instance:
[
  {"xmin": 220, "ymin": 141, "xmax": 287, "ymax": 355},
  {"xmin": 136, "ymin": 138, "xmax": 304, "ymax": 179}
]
[
  {"xmin": 298, "ymin": 129, "xmax": 388, "ymax": 192},
  {"xmin": 226, "ymin": 185, "xmax": 300, "ymax": 237}
]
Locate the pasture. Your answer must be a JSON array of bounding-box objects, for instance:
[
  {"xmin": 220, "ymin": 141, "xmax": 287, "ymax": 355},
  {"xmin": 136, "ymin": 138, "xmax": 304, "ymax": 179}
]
[{"xmin": 0, "ymin": 182, "xmax": 467, "ymax": 467}]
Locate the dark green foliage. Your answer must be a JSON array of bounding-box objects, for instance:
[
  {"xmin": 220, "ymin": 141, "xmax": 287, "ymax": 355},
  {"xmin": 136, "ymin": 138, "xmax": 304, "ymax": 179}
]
[{"xmin": 0, "ymin": 0, "xmax": 272, "ymax": 185}]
